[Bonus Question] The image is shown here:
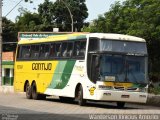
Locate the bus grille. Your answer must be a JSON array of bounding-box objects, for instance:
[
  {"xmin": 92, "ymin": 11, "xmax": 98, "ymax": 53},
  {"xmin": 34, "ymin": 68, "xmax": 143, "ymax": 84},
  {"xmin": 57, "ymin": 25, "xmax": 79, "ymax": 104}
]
[{"xmin": 114, "ymin": 87, "xmax": 137, "ymax": 91}]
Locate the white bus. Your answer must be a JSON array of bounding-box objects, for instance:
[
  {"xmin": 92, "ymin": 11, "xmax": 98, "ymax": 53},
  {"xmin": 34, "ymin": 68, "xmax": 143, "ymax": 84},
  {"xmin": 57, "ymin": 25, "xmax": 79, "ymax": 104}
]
[{"xmin": 14, "ymin": 33, "xmax": 148, "ymax": 108}]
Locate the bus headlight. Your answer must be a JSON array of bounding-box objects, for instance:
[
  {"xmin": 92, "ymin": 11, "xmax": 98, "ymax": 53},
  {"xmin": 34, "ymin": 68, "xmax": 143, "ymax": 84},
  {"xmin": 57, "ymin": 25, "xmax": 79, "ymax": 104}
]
[{"xmin": 98, "ymin": 85, "xmax": 113, "ymax": 90}]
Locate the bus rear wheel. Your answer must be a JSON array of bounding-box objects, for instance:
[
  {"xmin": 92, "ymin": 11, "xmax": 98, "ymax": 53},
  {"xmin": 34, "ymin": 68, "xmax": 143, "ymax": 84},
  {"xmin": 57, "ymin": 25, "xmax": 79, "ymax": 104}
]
[
  {"xmin": 77, "ymin": 85, "xmax": 86, "ymax": 106},
  {"xmin": 25, "ymin": 82, "xmax": 32, "ymax": 99},
  {"xmin": 117, "ymin": 102, "xmax": 125, "ymax": 108},
  {"xmin": 31, "ymin": 82, "xmax": 46, "ymax": 100},
  {"xmin": 31, "ymin": 82, "xmax": 41, "ymax": 100}
]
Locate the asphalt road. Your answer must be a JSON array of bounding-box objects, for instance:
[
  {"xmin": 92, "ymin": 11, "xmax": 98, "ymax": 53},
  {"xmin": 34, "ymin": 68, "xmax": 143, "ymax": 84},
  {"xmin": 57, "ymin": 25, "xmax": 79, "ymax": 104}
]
[
  {"xmin": 0, "ymin": 106, "xmax": 87, "ymax": 120},
  {"xmin": 0, "ymin": 93, "xmax": 160, "ymax": 120}
]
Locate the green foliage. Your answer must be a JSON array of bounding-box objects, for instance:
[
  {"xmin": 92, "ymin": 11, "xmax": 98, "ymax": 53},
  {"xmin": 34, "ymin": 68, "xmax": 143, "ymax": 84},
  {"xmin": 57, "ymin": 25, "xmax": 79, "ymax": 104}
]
[
  {"xmin": 38, "ymin": 0, "xmax": 88, "ymax": 32},
  {"xmin": 149, "ymin": 87, "xmax": 160, "ymax": 95},
  {"xmin": 83, "ymin": 0, "xmax": 160, "ymax": 74},
  {"xmin": 16, "ymin": 0, "xmax": 88, "ymax": 32},
  {"xmin": 2, "ymin": 17, "xmax": 17, "ymax": 51},
  {"xmin": 38, "ymin": 0, "xmax": 54, "ymax": 25},
  {"xmin": 16, "ymin": 11, "xmax": 42, "ymax": 32}
]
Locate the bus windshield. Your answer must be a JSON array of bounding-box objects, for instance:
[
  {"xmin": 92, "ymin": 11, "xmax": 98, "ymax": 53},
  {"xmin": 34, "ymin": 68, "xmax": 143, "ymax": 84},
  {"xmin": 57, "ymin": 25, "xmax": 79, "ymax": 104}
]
[
  {"xmin": 100, "ymin": 39, "xmax": 147, "ymax": 55},
  {"xmin": 100, "ymin": 55, "xmax": 148, "ymax": 84},
  {"xmin": 88, "ymin": 38, "xmax": 147, "ymax": 55}
]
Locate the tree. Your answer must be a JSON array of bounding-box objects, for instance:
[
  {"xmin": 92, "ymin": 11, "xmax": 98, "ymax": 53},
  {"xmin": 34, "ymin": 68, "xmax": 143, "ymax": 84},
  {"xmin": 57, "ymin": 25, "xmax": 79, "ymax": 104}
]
[
  {"xmin": 16, "ymin": 10, "xmax": 42, "ymax": 32},
  {"xmin": 2, "ymin": 17, "xmax": 17, "ymax": 51},
  {"xmin": 38, "ymin": 0, "xmax": 88, "ymax": 32},
  {"xmin": 38, "ymin": 0, "xmax": 54, "ymax": 25}
]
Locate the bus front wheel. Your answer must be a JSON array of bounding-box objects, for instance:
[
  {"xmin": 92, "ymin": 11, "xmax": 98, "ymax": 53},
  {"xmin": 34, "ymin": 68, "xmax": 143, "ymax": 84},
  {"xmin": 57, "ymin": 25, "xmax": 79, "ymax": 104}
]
[
  {"xmin": 31, "ymin": 82, "xmax": 40, "ymax": 100},
  {"xmin": 77, "ymin": 85, "xmax": 86, "ymax": 106},
  {"xmin": 25, "ymin": 82, "xmax": 32, "ymax": 99}
]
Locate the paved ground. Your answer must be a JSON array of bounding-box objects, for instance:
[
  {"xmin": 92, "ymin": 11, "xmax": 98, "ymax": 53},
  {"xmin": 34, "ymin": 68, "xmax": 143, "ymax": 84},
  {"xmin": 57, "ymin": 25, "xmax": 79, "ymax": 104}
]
[
  {"xmin": 0, "ymin": 106, "xmax": 87, "ymax": 120},
  {"xmin": 0, "ymin": 93, "xmax": 160, "ymax": 120}
]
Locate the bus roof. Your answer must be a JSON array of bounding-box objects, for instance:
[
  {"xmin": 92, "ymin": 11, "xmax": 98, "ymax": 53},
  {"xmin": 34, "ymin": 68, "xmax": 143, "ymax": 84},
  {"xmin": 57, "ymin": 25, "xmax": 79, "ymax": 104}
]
[
  {"xmin": 18, "ymin": 33, "xmax": 145, "ymax": 45},
  {"xmin": 88, "ymin": 33, "xmax": 146, "ymax": 42}
]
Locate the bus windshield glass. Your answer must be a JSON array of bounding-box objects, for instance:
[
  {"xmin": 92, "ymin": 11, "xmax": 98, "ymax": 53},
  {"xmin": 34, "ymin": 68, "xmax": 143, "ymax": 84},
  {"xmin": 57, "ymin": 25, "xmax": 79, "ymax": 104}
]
[
  {"xmin": 89, "ymin": 38, "xmax": 147, "ymax": 56},
  {"xmin": 100, "ymin": 55, "xmax": 148, "ymax": 84},
  {"xmin": 100, "ymin": 39, "xmax": 147, "ymax": 55}
]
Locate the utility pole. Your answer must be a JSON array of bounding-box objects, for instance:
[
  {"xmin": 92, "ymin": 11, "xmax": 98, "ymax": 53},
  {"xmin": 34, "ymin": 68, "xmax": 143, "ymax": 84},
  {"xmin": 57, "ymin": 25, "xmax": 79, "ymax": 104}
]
[
  {"xmin": 59, "ymin": 0, "xmax": 73, "ymax": 32},
  {"xmin": 0, "ymin": 0, "xmax": 2, "ymax": 85}
]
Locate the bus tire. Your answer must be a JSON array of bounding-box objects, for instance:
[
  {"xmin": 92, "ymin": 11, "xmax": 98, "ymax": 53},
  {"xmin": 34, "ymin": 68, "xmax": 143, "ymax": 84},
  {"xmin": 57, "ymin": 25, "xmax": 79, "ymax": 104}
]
[
  {"xmin": 77, "ymin": 85, "xmax": 86, "ymax": 106},
  {"xmin": 31, "ymin": 82, "xmax": 40, "ymax": 100},
  {"xmin": 25, "ymin": 82, "xmax": 32, "ymax": 99},
  {"xmin": 117, "ymin": 102, "xmax": 125, "ymax": 108}
]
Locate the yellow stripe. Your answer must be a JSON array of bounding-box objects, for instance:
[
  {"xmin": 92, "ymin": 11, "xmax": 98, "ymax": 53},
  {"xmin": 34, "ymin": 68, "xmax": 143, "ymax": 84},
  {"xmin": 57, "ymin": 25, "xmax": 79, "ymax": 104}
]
[{"xmin": 104, "ymin": 82, "xmax": 133, "ymax": 88}]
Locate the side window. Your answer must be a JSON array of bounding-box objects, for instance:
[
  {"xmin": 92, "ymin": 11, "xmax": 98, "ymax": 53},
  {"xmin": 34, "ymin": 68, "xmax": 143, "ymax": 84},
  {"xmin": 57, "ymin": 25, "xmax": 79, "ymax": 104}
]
[
  {"xmin": 55, "ymin": 43, "xmax": 62, "ymax": 57},
  {"xmin": 50, "ymin": 42, "xmax": 73, "ymax": 59},
  {"xmin": 74, "ymin": 41, "xmax": 81, "ymax": 57},
  {"xmin": 62, "ymin": 42, "xmax": 68, "ymax": 57},
  {"xmin": 31, "ymin": 45, "xmax": 40, "ymax": 59},
  {"xmin": 67, "ymin": 42, "xmax": 73, "ymax": 57},
  {"xmin": 89, "ymin": 38, "xmax": 99, "ymax": 51},
  {"xmin": 40, "ymin": 44, "xmax": 50, "ymax": 59},
  {"xmin": 21, "ymin": 46, "xmax": 31, "ymax": 59},
  {"xmin": 79, "ymin": 41, "xmax": 86, "ymax": 56},
  {"xmin": 50, "ymin": 43, "xmax": 55, "ymax": 57},
  {"xmin": 74, "ymin": 41, "xmax": 86, "ymax": 58}
]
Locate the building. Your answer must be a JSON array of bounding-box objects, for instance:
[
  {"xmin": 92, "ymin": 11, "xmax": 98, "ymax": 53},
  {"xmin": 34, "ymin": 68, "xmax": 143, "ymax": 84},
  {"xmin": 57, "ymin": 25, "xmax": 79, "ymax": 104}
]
[{"xmin": 2, "ymin": 52, "xmax": 14, "ymax": 86}]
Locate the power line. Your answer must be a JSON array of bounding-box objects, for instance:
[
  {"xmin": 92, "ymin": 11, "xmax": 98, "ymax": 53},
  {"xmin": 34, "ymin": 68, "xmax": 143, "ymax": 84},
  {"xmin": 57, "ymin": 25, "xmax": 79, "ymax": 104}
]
[{"xmin": 5, "ymin": 0, "xmax": 23, "ymax": 17}]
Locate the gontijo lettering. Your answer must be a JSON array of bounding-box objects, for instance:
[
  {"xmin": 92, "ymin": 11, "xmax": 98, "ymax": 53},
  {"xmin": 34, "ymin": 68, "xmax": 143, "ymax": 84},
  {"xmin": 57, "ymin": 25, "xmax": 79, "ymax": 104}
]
[{"xmin": 32, "ymin": 63, "xmax": 52, "ymax": 70}]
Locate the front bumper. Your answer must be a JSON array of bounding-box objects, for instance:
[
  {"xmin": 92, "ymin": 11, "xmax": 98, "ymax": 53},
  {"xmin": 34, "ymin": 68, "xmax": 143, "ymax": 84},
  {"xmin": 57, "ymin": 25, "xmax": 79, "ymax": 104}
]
[{"xmin": 95, "ymin": 90, "xmax": 147, "ymax": 103}]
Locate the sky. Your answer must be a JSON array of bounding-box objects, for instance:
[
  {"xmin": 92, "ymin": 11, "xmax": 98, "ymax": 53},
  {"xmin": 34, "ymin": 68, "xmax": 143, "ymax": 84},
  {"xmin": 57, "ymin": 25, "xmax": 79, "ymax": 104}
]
[{"xmin": 2, "ymin": 0, "xmax": 125, "ymax": 22}]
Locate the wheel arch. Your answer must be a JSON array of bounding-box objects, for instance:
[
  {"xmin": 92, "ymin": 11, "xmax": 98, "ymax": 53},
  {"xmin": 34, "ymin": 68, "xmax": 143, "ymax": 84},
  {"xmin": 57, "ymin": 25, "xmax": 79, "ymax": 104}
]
[{"xmin": 75, "ymin": 83, "xmax": 82, "ymax": 98}]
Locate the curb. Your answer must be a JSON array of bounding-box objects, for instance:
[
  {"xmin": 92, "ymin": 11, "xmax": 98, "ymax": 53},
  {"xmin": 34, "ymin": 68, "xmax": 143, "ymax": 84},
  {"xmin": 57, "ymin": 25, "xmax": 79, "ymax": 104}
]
[{"xmin": 0, "ymin": 86, "xmax": 14, "ymax": 94}]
